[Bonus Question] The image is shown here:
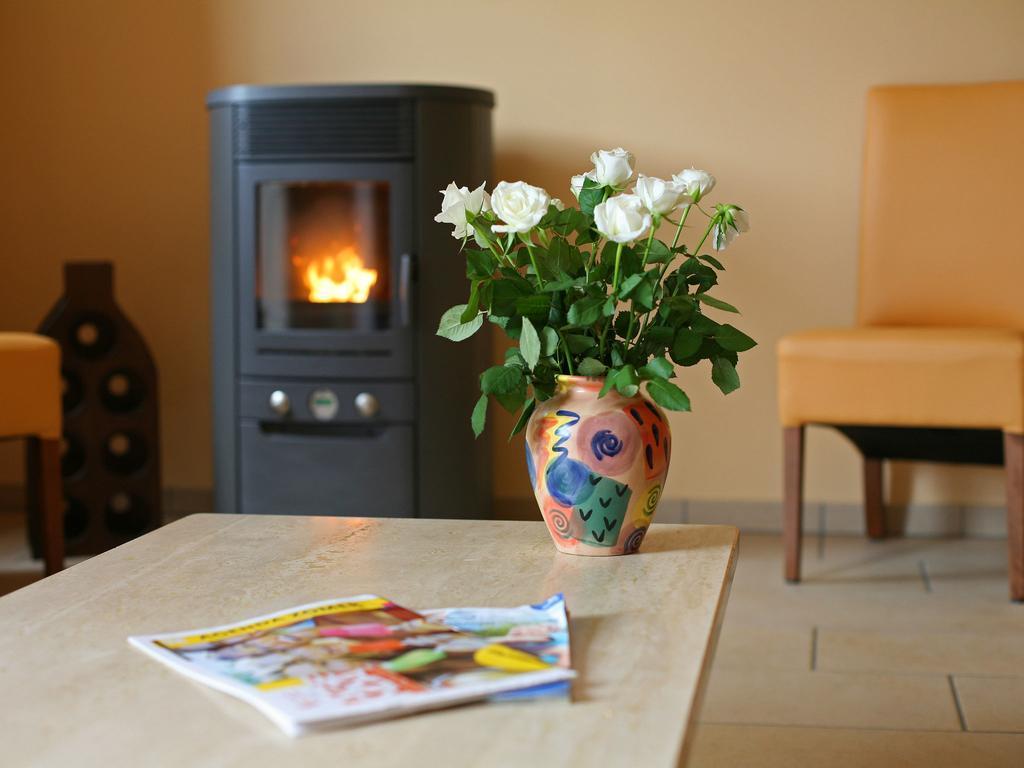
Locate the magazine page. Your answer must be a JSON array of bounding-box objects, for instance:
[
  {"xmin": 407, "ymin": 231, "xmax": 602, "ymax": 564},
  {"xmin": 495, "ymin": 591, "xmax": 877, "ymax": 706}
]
[
  {"xmin": 129, "ymin": 594, "xmax": 574, "ymax": 736},
  {"xmin": 422, "ymin": 593, "xmax": 573, "ymax": 702}
]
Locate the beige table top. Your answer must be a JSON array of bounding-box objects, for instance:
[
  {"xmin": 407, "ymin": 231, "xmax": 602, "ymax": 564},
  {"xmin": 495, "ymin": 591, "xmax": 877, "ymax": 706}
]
[{"xmin": 0, "ymin": 514, "xmax": 737, "ymax": 768}]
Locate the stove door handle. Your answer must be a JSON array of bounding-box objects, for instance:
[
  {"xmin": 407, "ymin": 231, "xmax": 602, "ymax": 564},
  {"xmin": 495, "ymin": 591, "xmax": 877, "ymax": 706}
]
[{"xmin": 398, "ymin": 252, "xmax": 413, "ymax": 327}]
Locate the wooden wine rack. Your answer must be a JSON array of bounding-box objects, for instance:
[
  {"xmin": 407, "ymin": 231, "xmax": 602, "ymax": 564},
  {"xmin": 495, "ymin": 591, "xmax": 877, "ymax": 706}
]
[{"xmin": 29, "ymin": 262, "xmax": 161, "ymax": 556}]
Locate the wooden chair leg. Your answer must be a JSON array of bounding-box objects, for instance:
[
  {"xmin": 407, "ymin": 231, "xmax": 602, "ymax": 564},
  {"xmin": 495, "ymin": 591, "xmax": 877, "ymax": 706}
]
[
  {"xmin": 37, "ymin": 437, "xmax": 64, "ymax": 576},
  {"xmin": 783, "ymin": 426, "xmax": 805, "ymax": 583},
  {"xmin": 864, "ymin": 457, "xmax": 886, "ymax": 540},
  {"xmin": 1004, "ymin": 432, "xmax": 1024, "ymax": 602}
]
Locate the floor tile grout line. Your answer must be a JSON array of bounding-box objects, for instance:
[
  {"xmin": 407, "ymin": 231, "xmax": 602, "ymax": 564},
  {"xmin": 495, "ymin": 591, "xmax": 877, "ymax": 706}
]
[
  {"xmin": 810, "ymin": 626, "xmax": 818, "ymax": 671},
  {"xmin": 918, "ymin": 559, "xmax": 933, "ymax": 592},
  {"xmin": 695, "ymin": 720, "xmax": 1024, "ymax": 736},
  {"xmin": 711, "ymin": 664, "xmax": 1024, "ymax": 682},
  {"xmin": 816, "ymin": 504, "xmax": 826, "ymax": 560},
  {"xmin": 948, "ymin": 675, "xmax": 968, "ymax": 732}
]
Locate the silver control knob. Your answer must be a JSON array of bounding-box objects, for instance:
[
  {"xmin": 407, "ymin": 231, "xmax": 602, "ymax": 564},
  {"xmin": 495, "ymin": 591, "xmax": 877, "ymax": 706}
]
[
  {"xmin": 354, "ymin": 392, "xmax": 380, "ymax": 418},
  {"xmin": 268, "ymin": 390, "xmax": 290, "ymax": 415}
]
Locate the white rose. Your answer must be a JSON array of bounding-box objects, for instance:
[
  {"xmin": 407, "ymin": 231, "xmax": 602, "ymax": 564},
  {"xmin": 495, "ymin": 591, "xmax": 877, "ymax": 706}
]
[
  {"xmin": 434, "ymin": 181, "xmax": 491, "ymax": 239},
  {"xmin": 550, "ymin": 198, "xmax": 565, "ymax": 211},
  {"xmin": 672, "ymin": 168, "xmax": 716, "ymax": 201},
  {"xmin": 590, "ymin": 148, "xmax": 635, "ymax": 188},
  {"xmin": 570, "ymin": 172, "xmax": 593, "ymax": 198},
  {"xmin": 593, "ymin": 193, "xmax": 652, "ymax": 244},
  {"xmin": 712, "ymin": 206, "xmax": 750, "ymax": 251},
  {"xmin": 490, "ymin": 181, "xmax": 550, "ymax": 234},
  {"xmin": 633, "ymin": 174, "xmax": 691, "ymax": 216}
]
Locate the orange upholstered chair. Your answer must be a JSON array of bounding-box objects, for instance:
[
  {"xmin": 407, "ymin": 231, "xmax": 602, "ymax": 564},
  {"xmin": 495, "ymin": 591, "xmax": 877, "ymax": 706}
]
[
  {"xmin": 777, "ymin": 81, "xmax": 1024, "ymax": 600},
  {"xmin": 0, "ymin": 333, "xmax": 64, "ymax": 574}
]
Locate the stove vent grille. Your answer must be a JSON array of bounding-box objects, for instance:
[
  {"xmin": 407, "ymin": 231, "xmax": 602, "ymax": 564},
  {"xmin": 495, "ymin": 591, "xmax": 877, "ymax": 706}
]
[{"xmin": 234, "ymin": 99, "xmax": 414, "ymax": 159}]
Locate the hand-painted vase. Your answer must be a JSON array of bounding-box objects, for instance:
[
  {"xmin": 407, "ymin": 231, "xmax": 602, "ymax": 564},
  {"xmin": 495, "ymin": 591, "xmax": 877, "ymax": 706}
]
[{"xmin": 525, "ymin": 375, "xmax": 671, "ymax": 556}]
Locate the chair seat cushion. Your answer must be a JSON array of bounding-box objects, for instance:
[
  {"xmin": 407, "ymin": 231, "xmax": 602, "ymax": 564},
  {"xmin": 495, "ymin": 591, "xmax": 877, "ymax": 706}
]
[
  {"xmin": 0, "ymin": 333, "xmax": 61, "ymax": 440},
  {"xmin": 777, "ymin": 327, "xmax": 1024, "ymax": 432}
]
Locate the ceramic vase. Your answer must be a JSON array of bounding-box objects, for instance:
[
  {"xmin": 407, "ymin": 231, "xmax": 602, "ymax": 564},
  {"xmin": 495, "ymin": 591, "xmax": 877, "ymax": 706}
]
[{"xmin": 524, "ymin": 375, "xmax": 671, "ymax": 556}]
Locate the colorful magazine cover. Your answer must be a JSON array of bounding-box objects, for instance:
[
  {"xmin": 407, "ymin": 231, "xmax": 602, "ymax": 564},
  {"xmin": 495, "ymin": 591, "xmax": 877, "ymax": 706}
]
[{"xmin": 128, "ymin": 594, "xmax": 573, "ymax": 736}]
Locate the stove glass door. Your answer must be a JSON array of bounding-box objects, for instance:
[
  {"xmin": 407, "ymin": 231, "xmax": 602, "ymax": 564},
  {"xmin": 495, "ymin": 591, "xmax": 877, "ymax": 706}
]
[
  {"xmin": 257, "ymin": 180, "xmax": 391, "ymax": 332},
  {"xmin": 237, "ymin": 162, "xmax": 413, "ymax": 379}
]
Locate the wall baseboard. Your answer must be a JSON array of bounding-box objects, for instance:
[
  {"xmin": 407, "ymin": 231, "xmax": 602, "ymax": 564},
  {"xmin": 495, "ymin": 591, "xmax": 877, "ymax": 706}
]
[{"xmin": 0, "ymin": 486, "xmax": 1009, "ymax": 540}]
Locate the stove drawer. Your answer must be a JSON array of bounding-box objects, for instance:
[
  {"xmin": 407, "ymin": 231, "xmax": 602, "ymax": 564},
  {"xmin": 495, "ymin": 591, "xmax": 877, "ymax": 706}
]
[{"xmin": 239, "ymin": 420, "xmax": 414, "ymax": 517}]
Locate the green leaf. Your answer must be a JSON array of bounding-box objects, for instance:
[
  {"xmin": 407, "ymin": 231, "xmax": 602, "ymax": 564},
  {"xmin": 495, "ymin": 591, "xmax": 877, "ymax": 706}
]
[
  {"xmin": 602, "ymin": 296, "xmax": 616, "ymax": 317},
  {"xmin": 577, "ymin": 357, "xmax": 607, "ymax": 376},
  {"xmin": 638, "ymin": 356, "xmax": 674, "ymax": 380},
  {"xmin": 490, "ymin": 278, "xmax": 530, "ymax": 315},
  {"xmin": 643, "ymin": 239, "xmax": 674, "ymax": 264},
  {"xmin": 672, "ymin": 328, "xmax": 703, "ymax": 361},
  {"xmin": 690, "ymin": 313, "xmax": 720, "ymax": 335},
  {"xmin": 697, "ymin": 293, "xmax": 740, "ymax": 313},
  {"xmin": 599, "ymin": 370, "xmax": 618, "ymax": 399},
  {"xmin": 466, "ymin": 249, "xmax": 498, "ymax": 279},
  {"xmin": 619, "ymin": 245, "xmax": 642, "ymax": 277},
  {"xmin": 618, "ymin": 273, "xmax": 644, "ymax": 299},
  {"xmin": 644, "ymin": 325, "xmax": 675, "ymax": 347},
  {"xmin": 437, "ymin": 304, "xmax": 484, "ymax": 341},
  {"xmin": 471, "ymin": 394, "xmax": 488, "ymax": 437},
  {"xmin": 515, "ymin": 294, "xmax": 551, "ymax": 326},
  {"xmin": 662, "ymin": 294, "xmax": 695, "ymax": 323},
  {"xmin": 614, "ymin": 365, "xmax": 640, "ymax": 398},
  {"xmin": 646, "ymin": 379, "xmax": 692, "ymax": 411},
  {"xmin": 540, "ymin": 326, "xmax": 560, "ymax": 357},
  {"xmin": 504, "ymin": 347, "xmax": 526, "ymax": 369},
  {"xmin": 547, "ymin": 238, "xmax": 584, "ymax": 276},
  {"xmin": 480, "ymin": 365, "xmax": 524, "ymax": 396},
  {"xmin": 631, "ymin": 279, "xmax": 655, "ymax": 311},
  {"xmin": 564, "ymin": 333, "xmax": 597, "ymax": 354},
  {"xmin": 566, "ymin": 296, "xmax": 604, "ymax": 327},
  {"xmin": 509, "ymin": 398, "xmax": 535, "ymax": 439},
  {"xmin": 711, "ymin": 357, "xmax": 741, "ymax": 394},
  {"xmin": 495, "ymin": 383, "xmax": 527, "ymax": 413},
  {"xmin": 714, "ymin": 324, "xmax": 757, "ymax": 352},
  {"xmin": 700, "ymin": 254, "xmax": 725, "ymax": 270},
  {"xmin": 460, "ymin": 282, "xmax": 481, "ymax": 323},
  {"xmin": 520, "ymin": 317, "xmax": 541, "ymax": 370},
  {"xmin": 579, "ymin": 177, "xmax": 604, "ymax": 216},
  {"xmin": 540, "ymin": 272, "xmax": 578, "ymax": 292}
]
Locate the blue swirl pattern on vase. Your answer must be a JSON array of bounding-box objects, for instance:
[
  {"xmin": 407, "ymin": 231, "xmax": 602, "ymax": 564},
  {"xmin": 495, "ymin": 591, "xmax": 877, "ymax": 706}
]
[{"xmin": 590, "ymin": 429, "xmax": 623, "ymax": 461}]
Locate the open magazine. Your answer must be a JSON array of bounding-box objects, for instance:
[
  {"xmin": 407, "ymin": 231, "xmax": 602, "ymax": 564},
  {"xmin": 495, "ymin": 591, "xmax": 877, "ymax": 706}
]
[{"xmin": 129, "ymin": 594, "xmax": 574, "ymax": 736}]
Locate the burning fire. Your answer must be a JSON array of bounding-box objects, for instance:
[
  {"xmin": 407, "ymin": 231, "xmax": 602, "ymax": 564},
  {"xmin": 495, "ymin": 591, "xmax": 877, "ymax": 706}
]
[{"xmin": 302, "ymin": 246, "xmax": 379, "ymax": 303}]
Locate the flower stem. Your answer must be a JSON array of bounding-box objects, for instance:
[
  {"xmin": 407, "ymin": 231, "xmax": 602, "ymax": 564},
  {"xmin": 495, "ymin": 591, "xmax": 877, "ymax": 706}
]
[
  {"xmin": 526, "ymin": 243, "xmax": 545, "ymax": 289},
  {"xmin": 636, "ymin": 204, "xmax": 694, "ymax": 346},
  {"xmin": 611, "ymin": 242, "xmax": 623, "ymax": 293},
  {"xmin": 641, "ymin": 225, "xmax": 656, "ymax": 268},
  {"xmin": 559, "ymin": 331, "xmax": 576, "ymax": 375},
  {"xmin": 599, "ymin": 242, "xmax": 625, "ymax": 364},
  {"xmin": 671, "ymin": 204, "xmax": 691, "ymax": 249},
  {"xmin": 672, "ymin": 217, "xmax": 716, "ymax": 296}
]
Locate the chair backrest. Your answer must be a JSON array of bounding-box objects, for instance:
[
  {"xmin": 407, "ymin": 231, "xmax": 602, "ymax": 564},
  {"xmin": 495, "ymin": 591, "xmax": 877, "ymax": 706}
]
[{"xmin": 858, "ymin": 82, "xmax": 1024, "ymax": 329}]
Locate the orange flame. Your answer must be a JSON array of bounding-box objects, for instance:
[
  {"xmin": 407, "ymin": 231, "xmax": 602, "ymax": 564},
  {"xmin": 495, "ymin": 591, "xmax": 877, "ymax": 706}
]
[{"xmin": 302, "ymin": 246, "xmax": 378, "ymax": 303}]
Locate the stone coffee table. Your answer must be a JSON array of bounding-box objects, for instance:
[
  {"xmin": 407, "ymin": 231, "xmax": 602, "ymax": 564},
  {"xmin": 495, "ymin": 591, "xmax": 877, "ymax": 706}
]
[{"xmin": 0, "ymin": 514, "xmax": 737, "ymax": 767}]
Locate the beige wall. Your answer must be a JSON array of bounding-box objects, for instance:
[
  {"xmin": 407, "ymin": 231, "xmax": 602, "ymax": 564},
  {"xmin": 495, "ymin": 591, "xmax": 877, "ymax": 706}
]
[{"xmin": 1, "ymin": 0, "xmax": 1022, "ymax": 509}]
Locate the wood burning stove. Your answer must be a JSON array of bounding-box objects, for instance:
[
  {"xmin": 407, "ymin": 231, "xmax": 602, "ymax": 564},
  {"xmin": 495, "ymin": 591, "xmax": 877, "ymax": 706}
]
[{"xmin": 207, "ymin": 84, "xmax": 493, "ymax": 519}]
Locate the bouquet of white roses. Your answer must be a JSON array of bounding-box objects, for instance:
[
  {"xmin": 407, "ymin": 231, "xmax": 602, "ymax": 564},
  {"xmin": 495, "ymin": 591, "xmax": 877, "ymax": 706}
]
[{"xmin": 435, "ymin": 147, "xmax": 754, "ymax": 437}]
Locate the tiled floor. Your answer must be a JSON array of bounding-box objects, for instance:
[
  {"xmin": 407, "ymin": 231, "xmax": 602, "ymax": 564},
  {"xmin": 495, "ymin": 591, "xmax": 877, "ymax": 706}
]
[
  {"xmin": 2, "ymin": 515, "xmax": 1023, "ymax": 764},
  {"xmin": 691, "ymin": 531, "xmax": 1024, "ymax": 766}
]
